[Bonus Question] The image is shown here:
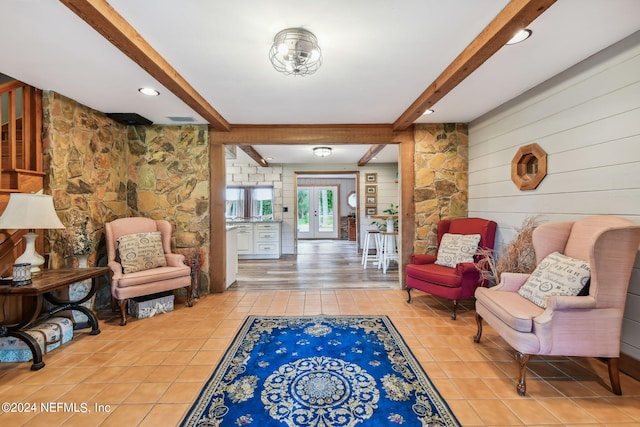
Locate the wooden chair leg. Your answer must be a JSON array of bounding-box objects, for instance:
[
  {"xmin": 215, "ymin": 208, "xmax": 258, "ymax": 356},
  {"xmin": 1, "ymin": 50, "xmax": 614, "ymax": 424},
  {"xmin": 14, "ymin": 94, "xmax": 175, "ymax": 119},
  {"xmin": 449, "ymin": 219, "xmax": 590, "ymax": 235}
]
[
  {"xmin": 607, "ymin": 357, "xmax": 622, "ymax": 395},
  {"xmin": 451, "ymin": 299, "xmax": 458, "ymax": 320},
  {"xmin": 474, "ymin": 313, "xmax": 483, "ymax": 343},
  {"xmin": 186, "ymin": 285, "xmax": 194, "ymax": 308},
  {"xmin": 516, "ymin": 352, "xmax": 531, "ymax": 396},
  {"xmin": 118, "ymin": 299, "xmax": 128, "ymax": 326},
  {"xmin": 406, "ymin": 288, "xmax": 412, "ymax": 303}
]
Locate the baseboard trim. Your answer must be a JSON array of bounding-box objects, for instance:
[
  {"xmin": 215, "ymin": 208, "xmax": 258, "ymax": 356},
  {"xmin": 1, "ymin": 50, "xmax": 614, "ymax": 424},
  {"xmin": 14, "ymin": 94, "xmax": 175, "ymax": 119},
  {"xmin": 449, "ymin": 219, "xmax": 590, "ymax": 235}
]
[{"xmin": 620, "ymin": 352, "xmax": 640, "ymax": 381}]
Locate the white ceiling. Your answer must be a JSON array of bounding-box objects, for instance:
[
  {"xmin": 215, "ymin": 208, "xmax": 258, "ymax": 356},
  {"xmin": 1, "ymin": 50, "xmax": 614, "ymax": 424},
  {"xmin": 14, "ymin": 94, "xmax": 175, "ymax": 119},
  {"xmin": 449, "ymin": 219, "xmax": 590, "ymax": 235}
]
[{"xmin": 2, "ymin": 1, "xmax": 640, "ymax": 164}]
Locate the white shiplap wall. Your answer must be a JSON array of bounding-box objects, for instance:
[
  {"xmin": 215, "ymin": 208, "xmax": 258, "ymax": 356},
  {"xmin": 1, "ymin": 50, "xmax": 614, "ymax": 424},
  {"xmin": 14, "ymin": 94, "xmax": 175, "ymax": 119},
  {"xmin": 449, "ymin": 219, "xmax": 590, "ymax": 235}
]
[{"xmin": 468, "ymin": 31, "xmax": 640, "ymax": 359}]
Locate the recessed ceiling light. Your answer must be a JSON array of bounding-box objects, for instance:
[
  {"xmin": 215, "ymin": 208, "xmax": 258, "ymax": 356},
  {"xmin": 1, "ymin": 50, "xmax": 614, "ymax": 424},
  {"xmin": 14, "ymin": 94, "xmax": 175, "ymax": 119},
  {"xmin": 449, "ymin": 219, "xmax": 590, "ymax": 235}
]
[
  {"xmin": 138, "ymin": 87, "xmax": 160, "ymax": 96},
  {"xmin": 422, "ymin": 109, "xmax": 435, "ymax": 115},
  {"xmin": 506, "ymin": 29, "xmax": 532, "ymax": 45}
]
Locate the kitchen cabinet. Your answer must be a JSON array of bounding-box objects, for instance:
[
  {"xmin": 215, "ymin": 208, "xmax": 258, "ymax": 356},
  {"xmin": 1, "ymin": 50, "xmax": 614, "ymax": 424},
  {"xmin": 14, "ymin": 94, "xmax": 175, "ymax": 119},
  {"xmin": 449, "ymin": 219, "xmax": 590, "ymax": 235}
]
[{"xmin": 227, "ymin": 221, "xmax": 281, "ymax": 259}]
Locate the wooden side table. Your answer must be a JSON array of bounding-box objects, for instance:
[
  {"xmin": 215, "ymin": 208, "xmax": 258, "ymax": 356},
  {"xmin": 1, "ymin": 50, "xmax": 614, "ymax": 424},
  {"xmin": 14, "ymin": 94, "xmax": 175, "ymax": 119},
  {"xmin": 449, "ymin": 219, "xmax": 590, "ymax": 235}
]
[{"xmin": 0, "ymin": 267, "xmax": 109, "ymax": 370}]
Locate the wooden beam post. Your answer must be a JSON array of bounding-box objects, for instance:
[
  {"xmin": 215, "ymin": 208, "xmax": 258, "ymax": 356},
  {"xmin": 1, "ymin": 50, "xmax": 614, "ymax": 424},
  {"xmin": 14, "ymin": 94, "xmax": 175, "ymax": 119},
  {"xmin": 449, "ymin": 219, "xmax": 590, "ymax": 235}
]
[{"xmin": 209, "ymin": 135, "xmax": 227, "ymax": 293}]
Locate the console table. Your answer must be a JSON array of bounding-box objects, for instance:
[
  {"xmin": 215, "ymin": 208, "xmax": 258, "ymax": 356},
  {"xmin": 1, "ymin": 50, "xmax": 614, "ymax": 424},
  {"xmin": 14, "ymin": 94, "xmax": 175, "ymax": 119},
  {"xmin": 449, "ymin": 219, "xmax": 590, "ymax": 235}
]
[{"xmin": 0, "ymin": 267, "xmax": 109, "ymax": 370}]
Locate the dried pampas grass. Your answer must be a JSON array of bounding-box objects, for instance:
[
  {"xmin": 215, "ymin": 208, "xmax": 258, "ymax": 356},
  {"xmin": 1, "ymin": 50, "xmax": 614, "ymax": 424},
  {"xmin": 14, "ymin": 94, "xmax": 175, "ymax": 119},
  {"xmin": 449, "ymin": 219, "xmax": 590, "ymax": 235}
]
[{"xmin": 476, "ymin": 215, "xmax": 543, "ymax": 286}]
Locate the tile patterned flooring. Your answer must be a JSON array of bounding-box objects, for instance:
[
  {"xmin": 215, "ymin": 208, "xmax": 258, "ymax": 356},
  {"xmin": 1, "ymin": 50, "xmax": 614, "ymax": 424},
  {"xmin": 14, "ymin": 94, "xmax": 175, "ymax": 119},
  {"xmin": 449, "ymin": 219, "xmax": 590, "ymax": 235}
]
[{"xmin": 1, "ymin": 242, "xmax": 639, "ymax": 426}]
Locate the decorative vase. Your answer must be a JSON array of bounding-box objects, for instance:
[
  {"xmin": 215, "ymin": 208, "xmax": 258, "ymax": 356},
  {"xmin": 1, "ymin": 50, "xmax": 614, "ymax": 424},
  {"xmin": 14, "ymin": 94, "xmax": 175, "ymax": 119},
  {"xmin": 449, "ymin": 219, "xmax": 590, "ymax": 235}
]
[{"xmin": 68, "ymin": 254, "xmax": 94, "ymax": 326}]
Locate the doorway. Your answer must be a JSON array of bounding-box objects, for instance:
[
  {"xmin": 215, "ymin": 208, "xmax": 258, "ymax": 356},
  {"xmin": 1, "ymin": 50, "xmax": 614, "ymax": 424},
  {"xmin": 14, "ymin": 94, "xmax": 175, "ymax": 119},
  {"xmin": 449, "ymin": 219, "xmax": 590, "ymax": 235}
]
[{"xmin": 297, "ymin": 186, "xmax": 339, "ymax": 239}]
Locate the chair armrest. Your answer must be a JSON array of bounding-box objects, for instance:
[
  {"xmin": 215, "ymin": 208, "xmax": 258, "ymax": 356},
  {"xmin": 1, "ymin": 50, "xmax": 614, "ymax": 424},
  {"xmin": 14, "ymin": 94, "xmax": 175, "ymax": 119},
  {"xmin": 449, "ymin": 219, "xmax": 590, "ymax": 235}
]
[
  {"xmin": 411, "ymin": 254, "xmax": 437, "ymax": 265},
  {"xmin": 493, "ymin": 272, "xmax": 530, "ymax": 292},
  {"xmin": 455, "ymin": 262, "xmax": 480, "ymax": 279},
  {"xmin": 165, "ymin": 253, "xmax": 186, "ymax": 267},
  {"xmin": 546, "ymin": 295, "xmax": 596, "ymax": 310},
  {"xmin": 108, "ymin": 261, "xmax": 122, "ymax": 279}
]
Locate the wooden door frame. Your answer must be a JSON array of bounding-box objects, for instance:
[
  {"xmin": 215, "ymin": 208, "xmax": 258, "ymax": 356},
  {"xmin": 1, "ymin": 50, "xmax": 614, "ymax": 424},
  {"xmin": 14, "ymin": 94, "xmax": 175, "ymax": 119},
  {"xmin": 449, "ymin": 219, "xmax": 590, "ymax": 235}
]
[{"xmin": 209, "ymin": 126, "xmax": 415, "ymax": 293}]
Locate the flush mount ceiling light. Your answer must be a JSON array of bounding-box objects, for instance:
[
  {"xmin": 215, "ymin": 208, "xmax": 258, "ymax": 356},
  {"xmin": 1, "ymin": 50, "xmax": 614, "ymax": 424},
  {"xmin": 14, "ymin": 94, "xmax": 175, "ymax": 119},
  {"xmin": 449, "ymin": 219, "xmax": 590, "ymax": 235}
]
[
  {"xmin": 269, "ymin": 28, "xmax": 322, "ymax": 76},
  {"xmin": 313, "ymin": 147, "xmax": 332, "ymax": 157},
  {"xmin": 506, "ymin": 29, "xmax": 532, "ymax": 45},
  {"xmin": 422, "ymin": 109, "xmax": 435, "ymax": 115},
  {"xmin": 138, "ymin": 87, "xmax": 160, "ymax": 96}
]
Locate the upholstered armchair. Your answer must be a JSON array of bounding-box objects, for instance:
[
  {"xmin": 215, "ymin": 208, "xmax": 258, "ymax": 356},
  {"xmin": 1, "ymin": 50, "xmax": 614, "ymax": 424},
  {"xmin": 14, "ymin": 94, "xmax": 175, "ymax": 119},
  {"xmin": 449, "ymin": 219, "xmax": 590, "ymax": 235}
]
[
  {"xmin": 105, "ymin": 217, "xmax": 193, "ymax": 326},
  {"xmin": 474, "ymin": 216, "xmax": 640, "ymax": 396},
  {"xmin": 405, "ymin": 217, "xmax": 497, "ymax": 319}
]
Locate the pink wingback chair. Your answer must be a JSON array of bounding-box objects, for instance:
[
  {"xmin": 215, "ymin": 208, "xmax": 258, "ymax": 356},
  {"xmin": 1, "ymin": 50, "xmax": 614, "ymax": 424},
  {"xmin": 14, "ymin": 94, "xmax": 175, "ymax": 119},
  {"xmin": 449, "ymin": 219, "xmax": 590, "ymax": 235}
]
[
  {"xmin": 105, "ymin": 217, "xmax": 193, "ymax": 326},
  {"xmin": 474, "ymin": 215, "xmax": 640, "ymax": 396},
  {"xmin": 405, "ymin": 217, "xmax": 497, "ymax": 319}
]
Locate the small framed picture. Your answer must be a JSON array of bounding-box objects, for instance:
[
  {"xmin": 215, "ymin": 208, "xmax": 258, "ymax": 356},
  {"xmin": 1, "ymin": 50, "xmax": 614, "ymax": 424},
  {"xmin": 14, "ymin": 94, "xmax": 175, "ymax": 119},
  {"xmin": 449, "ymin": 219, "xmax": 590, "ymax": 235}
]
[
  {"xmin": 365, "ymin": 173, "xmax": 377, "ymax": 183},
  {"xmin": 366, "ymin": 196, "xmax": 376, "ymax": 205},
  {"xmin": 366, "ymin": 207, "xmax": 377, "ymax": 216},
  {"xmin": 365, "ymin": 185, "xmax": 377, "ymax": 195}
]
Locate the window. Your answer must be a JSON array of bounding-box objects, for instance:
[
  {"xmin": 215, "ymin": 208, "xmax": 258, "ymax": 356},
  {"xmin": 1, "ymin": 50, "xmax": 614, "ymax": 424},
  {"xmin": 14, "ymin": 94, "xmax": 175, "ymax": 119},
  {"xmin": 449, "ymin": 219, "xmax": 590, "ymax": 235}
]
[{"xmin": 225, "ymin": 186, "xmax": 274, "ymax": 219}]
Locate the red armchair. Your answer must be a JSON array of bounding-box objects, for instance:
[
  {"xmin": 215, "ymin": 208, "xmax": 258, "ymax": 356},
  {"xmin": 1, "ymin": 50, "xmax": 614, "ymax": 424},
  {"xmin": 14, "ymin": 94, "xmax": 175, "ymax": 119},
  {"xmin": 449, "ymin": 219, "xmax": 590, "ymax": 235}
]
[{"xmin": 406, "ymin": 217, "xmax": 497, "ymax": 319}]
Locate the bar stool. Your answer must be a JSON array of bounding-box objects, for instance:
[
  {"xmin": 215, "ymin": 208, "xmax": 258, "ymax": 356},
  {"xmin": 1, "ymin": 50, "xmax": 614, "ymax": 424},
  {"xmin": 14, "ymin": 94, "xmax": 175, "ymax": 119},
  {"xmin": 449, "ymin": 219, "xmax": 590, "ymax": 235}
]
[
  {"xmin": 362, "ymin": 229, "xmax": 381, "ymax": 269},
  {"xmin": 380, "ymin": 231, "xmax": 398, "ymax": 273}
]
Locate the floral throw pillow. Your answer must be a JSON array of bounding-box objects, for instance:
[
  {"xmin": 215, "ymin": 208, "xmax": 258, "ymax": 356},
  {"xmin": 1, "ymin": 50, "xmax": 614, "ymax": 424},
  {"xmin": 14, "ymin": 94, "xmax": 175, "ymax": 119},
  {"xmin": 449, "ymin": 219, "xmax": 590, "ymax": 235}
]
[
  {"xmin": 116, "ymin": 231, "xmax": 167, "ymax": 274},
  {"xmin": 434, "ymin": 233, "xmax": 481, "ymax": 268},
  {"xmin": 517, "ymin": 251, "xmax": 591, "ymax": 308}
]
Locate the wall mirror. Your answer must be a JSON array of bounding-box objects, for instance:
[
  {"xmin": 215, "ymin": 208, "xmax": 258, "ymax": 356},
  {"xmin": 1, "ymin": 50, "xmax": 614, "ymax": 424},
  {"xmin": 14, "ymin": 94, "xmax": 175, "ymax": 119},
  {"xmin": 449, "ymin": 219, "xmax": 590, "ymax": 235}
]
[{"xmin": 347, "ymin": 191, "xmax": 357, "ymax": 209}]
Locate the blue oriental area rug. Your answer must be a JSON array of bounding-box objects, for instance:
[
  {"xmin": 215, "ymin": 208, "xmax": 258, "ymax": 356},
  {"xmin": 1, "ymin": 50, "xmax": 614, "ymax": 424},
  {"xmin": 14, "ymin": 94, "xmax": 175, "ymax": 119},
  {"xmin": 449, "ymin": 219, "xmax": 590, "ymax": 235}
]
[{"xmin": 181, "ymin": 315, "xmax": 460, "ymax": 427}]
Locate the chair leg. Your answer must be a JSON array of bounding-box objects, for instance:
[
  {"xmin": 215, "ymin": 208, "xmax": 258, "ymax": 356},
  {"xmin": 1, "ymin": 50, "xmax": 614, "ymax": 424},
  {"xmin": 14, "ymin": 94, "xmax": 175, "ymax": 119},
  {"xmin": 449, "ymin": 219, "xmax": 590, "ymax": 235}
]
[
  {"xmin": 516, "ymin": 352, "xmax": 531, "ymax": 396},
  {"xmin": 118, "ymin": 299, "xmax": 128, "ymax": 326},
  {"xmin": 406, "ymin": 287, "xmax": 412, "ymax": 303},
  {"xmin": 186, "ymin": 284, "xmax": 194, "ymax": 308},
  {"xmin": 607, "ymin": 357, "xmax": 622, "ymax": 395},
  {"xmin": 451, "ymin": 299, "xmax": 458, "ymax": 320},
  {"xmin": 474, "ymin": 313, "xmax": 483, "ymax": 343}
]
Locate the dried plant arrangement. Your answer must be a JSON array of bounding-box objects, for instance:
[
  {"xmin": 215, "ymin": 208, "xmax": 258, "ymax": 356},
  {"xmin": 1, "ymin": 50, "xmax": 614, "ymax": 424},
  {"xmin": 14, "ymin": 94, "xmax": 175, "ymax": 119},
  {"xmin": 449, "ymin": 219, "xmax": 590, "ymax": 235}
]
[{"xmin": 476, "ymin": 215, "xmax": 543, "ymax": 286}]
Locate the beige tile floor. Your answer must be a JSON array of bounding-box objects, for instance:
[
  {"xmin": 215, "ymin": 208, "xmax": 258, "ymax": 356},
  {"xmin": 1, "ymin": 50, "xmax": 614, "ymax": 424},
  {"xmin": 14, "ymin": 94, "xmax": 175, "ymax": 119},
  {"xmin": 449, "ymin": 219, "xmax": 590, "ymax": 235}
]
[{"xmin": 1, "ymin": 290, "xmax": 639, "ymax": 426}]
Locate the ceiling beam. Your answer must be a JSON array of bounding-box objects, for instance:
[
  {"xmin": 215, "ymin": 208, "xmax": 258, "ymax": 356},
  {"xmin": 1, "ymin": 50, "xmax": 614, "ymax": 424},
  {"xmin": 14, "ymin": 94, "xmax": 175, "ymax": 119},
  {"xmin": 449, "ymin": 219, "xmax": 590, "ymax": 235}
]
[
  {"xmin": 60, "ymin": 0, "xmax": 231, "ymax": 132},
  {"xmin": 238, "ymin": 145, "xmax": 268, "ymax": 167},
  {"xmin": 393, "ymin": 0, "xmax": 557, "ymax": 131},
  {"xmin": 357, "ymin": 145, "xmax": 386, "ymax": 167},
  {"xmin": 210, "ymin": 124, "xmax": 413, "ymax": 145}
]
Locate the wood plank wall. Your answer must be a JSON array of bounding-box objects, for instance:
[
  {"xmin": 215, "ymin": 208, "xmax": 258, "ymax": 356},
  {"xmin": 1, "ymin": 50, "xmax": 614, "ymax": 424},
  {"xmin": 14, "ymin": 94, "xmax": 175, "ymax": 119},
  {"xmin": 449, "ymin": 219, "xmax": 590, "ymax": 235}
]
[{"xmin": 468, "ymin": 30, "xmax": 640, "ymax": 375}]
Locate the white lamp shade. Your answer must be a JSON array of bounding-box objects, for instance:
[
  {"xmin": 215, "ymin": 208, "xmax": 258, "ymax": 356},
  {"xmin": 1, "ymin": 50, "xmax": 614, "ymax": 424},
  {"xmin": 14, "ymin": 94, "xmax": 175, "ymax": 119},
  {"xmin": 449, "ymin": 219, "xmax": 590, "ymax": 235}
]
[{"xmin": 0, "ymin": 193, "xmax": 65, "ymax": 230}]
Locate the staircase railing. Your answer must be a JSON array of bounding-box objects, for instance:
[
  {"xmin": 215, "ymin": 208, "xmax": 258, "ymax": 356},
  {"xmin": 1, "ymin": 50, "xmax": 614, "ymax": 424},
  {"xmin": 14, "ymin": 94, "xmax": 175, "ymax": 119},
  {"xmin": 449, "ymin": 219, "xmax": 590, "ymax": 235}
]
[{"xmin": 0, "ymin": 79, "xmax": 45, "ymax": 288}]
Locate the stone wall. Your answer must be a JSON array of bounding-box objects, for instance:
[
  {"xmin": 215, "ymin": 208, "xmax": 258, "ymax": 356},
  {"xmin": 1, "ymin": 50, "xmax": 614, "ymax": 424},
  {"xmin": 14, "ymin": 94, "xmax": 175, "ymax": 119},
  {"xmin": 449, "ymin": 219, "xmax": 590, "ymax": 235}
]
[
  {"xmin": 413, "ymin": 123, "xmax": 469, "ymax": 255},
  {"xmin": 42, "ymin": 92, "xmax": 211, "ymax": 304},
  {"xmin": 129, "ymin": 125, "xmax": 210, "ymax": 295},
  {"xmin": 43, "ymin": 91, "xmax": 128, "ymax": 270}
]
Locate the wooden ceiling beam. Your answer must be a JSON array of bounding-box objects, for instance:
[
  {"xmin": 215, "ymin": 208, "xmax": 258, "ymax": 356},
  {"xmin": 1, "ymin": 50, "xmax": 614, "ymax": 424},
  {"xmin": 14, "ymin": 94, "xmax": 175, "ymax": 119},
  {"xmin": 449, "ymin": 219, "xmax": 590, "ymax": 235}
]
[
  {"xmin": 238, "ymin": 145, "xmax": 268, "ymax": 167},
  {"xmin": 393, "ymin": 0, "xmax": 557, "ymax": 131},
  {"xmin": 357, "ymin": 145, "xmax": 386, "ymax": 167},
  {"xmin": 210, "ymin": 124, "xmax": 413, "ymax": 145},
  {"xmin": 61, "ymin": 0, "xmax": 231, "ymax": 132}
]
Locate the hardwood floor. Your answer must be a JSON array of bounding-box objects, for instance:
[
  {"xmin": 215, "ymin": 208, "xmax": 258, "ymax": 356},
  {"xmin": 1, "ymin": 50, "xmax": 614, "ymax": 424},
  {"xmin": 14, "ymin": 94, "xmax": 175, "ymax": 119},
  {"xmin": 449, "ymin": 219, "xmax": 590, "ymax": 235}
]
[{"xmin": 229, "ymin": 240, "xmax": 399, "ymax": 291}]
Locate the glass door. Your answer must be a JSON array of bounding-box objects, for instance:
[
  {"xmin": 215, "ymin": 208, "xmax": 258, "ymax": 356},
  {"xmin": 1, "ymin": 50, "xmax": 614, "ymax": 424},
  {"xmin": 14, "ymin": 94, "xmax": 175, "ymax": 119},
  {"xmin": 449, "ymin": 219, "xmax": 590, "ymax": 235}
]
[{"xmin": 297, "ymin": 186, "xmax": 338, "ymax": 239}]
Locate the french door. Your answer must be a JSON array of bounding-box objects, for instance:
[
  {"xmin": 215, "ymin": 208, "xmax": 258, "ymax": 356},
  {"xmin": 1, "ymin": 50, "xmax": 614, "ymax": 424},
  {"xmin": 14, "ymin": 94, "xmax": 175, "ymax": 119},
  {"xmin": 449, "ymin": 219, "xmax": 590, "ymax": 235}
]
[{"xmin": 297, "ymin": 186, "xmax": 338, "ymax": 239}]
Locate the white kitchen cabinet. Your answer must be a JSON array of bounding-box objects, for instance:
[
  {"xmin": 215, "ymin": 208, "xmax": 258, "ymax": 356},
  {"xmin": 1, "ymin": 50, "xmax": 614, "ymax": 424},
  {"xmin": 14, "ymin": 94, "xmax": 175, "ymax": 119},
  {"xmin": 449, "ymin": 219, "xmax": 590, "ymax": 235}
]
[
  {"xmin": 235, "ymin": 223, "xmax": 253, "ymax": 255},
  {"xmin": 227, "ymin": 221, "xmax": 281, "ymax": 259},
  {"xmin": 226, "ymin": 227, "xmax": 238, "ymax": 287}
]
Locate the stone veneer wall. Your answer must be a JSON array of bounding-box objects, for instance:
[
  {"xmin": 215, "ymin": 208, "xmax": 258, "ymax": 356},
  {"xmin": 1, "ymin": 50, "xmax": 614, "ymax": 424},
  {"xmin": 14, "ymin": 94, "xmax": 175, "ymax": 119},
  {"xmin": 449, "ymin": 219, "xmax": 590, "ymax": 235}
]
[
  {"xmin": 129, "ymin": 125, "xmax": 210, "ymax": 295},
  {"xmin": 42, "ymin": 92, "xmax": 211, "ymax": 305},
  {"xmin": 413, "ymin": 123, "xmax": 469, "ymax": 255}
]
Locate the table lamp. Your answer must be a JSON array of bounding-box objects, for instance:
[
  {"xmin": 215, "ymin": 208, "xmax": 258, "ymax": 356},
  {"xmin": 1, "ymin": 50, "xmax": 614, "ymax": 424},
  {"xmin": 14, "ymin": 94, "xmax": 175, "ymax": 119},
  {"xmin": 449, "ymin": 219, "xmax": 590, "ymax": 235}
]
[{"xmin": 0, "ymin": 193, "xmax": 65, "ymax": 273}]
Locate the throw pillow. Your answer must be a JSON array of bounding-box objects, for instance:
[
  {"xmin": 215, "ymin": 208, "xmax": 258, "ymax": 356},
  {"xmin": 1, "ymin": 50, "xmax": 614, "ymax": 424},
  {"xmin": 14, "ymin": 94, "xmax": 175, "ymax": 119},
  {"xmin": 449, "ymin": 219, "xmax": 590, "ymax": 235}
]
[
  {"xmin": 517, "ymin": 251, "xmax": 591, "ymax": 308},
  {"xmin": 117, "ymin": 231, "xmax": 167, "ymax": 274},
  {"xmin": 434, "ymin": 233, "xmax": 481, "ymax": 268}
]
